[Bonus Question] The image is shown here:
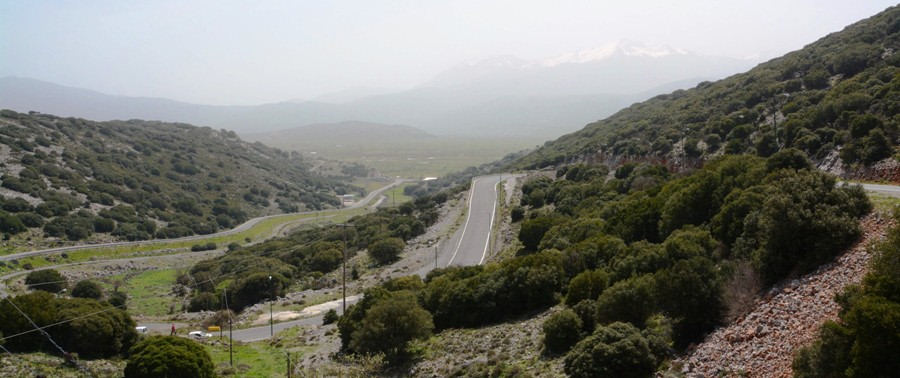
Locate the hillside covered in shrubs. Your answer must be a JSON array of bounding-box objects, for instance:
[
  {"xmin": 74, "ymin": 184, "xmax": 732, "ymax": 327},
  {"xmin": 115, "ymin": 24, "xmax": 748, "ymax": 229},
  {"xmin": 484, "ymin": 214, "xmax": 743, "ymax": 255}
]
[
  {"xmin": 184, "ymin": 191, "xmax": 447, "ymax": 313},
  {"xmin": 0, "ymin": 110, "xmax": 354, "ymax": 245},
  {"xmin": 517, "ymin": 5, "xmax": 900, "ymax": 170},
  {"xmin": 337, "ymin": 150, "xmax": 873, "ymax": 373}
]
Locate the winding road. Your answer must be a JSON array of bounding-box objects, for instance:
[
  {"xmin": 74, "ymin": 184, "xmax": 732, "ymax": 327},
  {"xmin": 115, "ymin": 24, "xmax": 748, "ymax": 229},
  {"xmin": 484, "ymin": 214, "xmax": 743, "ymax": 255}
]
[
  {"xmin": 0, "ymin": 179, "xmax": 404, "ymax": 262},
  {"xmin": 152, "ymin": 174, "xmax": 509, "ymax": 342},
  {"xmin": 12, "ymin": 177, "xmax": 896, "ymax": 343},
  {"xmin": 445, "ymin": 175, "xmax": 503, "ymax": 266}
]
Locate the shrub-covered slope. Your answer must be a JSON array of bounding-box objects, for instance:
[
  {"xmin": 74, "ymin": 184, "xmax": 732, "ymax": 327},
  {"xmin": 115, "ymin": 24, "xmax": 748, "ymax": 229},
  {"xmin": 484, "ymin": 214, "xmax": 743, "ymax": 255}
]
[
  {"xmin": 0, "ymin": 110, "xmax": 353, "ymax": 244},
  {"xmin": 517, "ymin": 5, "xmax": 900, "ymax": 170},
  {"xmin": 336, "ymin": 151, "xmax": 872, "ymax": 372}
]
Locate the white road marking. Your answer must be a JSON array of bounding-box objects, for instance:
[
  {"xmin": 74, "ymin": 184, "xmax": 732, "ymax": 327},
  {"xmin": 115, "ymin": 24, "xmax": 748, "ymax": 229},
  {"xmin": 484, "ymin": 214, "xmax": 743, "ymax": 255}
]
[
  {"xmin": 448, "ymin": 178, "xmax": 477, "ymax": 266},
  {"xmin": 479, "ymin": 180, "xmax": 499, "ymax": 265}
]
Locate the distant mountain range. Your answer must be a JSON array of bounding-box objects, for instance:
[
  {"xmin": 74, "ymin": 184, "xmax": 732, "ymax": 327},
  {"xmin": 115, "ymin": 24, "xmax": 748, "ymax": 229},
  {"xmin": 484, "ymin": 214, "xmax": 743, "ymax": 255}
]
[{"xmin": 0, "ymin": 41, "xmax": 755, "ymax": 139}]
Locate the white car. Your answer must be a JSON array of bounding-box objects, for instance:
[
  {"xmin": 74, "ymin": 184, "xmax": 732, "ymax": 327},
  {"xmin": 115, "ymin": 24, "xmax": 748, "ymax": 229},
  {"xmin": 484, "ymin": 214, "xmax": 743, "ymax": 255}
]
[
  {"xmin": 188, "ymin": 331, "xmax": 212, "ymax": 339},
  {"xmin": 135, "ymin": 326, "xmax": 148, "ymax": 334}
]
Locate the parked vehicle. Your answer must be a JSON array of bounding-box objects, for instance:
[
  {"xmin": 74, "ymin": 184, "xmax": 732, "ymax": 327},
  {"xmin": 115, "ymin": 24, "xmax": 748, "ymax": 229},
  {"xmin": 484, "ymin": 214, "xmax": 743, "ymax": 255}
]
[{"xmin": 188, "ymin": 330, "xmax": 212, "ymax": 339}]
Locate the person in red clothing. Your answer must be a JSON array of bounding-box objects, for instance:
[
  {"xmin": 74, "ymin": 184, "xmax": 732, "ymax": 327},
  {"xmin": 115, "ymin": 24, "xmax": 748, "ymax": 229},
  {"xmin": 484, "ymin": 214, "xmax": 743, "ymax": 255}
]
[{"xmin": 170, "ymin": 323, "xmax": 176, "ymax": 336}]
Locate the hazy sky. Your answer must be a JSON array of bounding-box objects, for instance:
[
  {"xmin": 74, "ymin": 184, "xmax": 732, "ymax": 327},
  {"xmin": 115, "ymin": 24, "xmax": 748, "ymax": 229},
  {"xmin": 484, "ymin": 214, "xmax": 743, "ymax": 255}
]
[{"xmin": 1, "ymin": 1, "xmax": 896, "ymax": 105}]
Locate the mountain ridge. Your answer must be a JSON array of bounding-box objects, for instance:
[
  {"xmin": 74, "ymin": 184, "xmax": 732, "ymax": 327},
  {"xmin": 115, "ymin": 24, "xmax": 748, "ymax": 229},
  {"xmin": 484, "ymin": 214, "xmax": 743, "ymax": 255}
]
[
  {"xmin": 514, "ymin": 5, "xmax": 900, "ymax": 170},
  {"xmin": 0, "ymin": 44, "xmax": 754, "ymax": 138}
]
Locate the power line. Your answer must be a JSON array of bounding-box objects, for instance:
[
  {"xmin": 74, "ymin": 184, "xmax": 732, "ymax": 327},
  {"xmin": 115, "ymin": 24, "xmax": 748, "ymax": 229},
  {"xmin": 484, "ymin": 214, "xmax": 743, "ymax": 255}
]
[
  {"xmin": 0, "ymin": 256, "xmax": 278, "ymax": 345},
  {"xmin": 4, "ymin": 296, "xmax": 93, "ymax": 376}
]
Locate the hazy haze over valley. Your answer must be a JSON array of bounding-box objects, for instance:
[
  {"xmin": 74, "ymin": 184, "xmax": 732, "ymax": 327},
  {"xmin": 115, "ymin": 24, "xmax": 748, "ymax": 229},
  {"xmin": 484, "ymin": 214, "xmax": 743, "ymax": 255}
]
[
  {"xmin": 1, "ymin": 2, "xmax": 900, "ymax": 377},
  {"xmin": 1, "ymin": 1, "xmax": 896, "ymax": 139}
]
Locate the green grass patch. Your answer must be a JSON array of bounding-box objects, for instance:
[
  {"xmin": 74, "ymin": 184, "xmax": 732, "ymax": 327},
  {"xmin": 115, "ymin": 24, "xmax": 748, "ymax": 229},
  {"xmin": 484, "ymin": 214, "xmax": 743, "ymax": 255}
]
[
  {"xmin": 288, "ymin": 136, "xmax": 539, "ymax": 178},
  {"xmin": 0, "ymin": 206, "xmax": 373, "ymax": 275},
  {"xmin": 868, "ymin": 192, "xmax": 900, "ymax": 212},
  {"xmin": 119, "ymin": 269, "xmax": 179, "ymax": 317},
  {"xmin": 381, "ymin": 183, "xmax": 413, "ymax": 207},
  {"xmin": 205, "ymin": 327, "xmax": 312, "ymax": 377}
]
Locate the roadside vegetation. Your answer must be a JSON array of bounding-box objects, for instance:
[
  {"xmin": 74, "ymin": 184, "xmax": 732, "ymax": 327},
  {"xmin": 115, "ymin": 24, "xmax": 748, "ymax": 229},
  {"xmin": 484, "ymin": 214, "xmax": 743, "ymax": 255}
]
[
  {"xmin": 793, "ymin": 210, "xmax": 900, "ymax": 377},
  {"xmin": 336, "ymin": 150, "xmax": 871, "ymax": 374},
  {"xmin": 183, "ymin": 190, "xmax": 450, "ymax": 313}
]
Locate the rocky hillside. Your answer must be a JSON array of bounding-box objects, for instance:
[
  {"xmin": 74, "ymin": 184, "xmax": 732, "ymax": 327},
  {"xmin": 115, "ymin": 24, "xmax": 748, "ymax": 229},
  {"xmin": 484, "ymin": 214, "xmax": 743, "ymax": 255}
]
[
  {"xmin": 673, "ymin": 214, "xmax": 891, "ymax": 377},
  {"xmin": 0, "ymin": 110, "xmax": 354, "ymax": 246},
  {"xmin": 516, "ymin": 5, "xmax": 900, "ymax": 172}
]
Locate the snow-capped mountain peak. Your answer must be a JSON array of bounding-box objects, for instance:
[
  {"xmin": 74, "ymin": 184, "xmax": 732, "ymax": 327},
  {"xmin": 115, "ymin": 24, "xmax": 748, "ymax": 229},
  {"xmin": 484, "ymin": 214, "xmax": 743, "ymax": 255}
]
[{"xmin": 540, "ymin": 40, "xmax": 689, "ymax": 67}]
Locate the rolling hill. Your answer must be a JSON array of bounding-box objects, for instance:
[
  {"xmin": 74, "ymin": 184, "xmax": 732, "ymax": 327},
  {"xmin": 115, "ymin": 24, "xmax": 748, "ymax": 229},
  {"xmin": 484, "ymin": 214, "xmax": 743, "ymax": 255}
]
[
  {"xmin": 515, "ymin": 5, "xmax": 900, "ymax": 171},
  {"xmin": 0, "ymin": 110, "xmax": 354, "ymax": 247}
]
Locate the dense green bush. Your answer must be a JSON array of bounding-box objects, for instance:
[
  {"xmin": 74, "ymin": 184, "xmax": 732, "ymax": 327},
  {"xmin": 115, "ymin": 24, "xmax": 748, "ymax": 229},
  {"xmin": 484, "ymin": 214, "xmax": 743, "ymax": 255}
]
[
  {"xmin": 228, "ymin": 272, "xmax": 288, "ymax": 311},
  {"xmin": 518, "ymin": 215, "xmax": 560, "ymax": 252},
  {"xmin": 510, "ymin": 206, "xmax": 525, "ymax": 222},
  {"xmin": 421, "ymin": 250, "xmax": 565, "ymax": 329},
  {"xmin": 124, "ymin": 336, "xmax": 215, "ymax": 378},
  {"xmin": 0, "ymin": 212, "xmax": 26, "ymax": 234},
  {"xmin": 0, "ymin": 292, "xmax": 137, "ymax": 358},
  {"xmin": 17, "ymin": 212, "xmax": 44, "ymax": 228},
  {"xmin": 572, "ymin": 299, "xmax": 598, "ymax": 334},
  {"xmin": 368, "ymin": 237, "xmax": 405, "ymax": 265},
  {"xmin": 108, "ymin": 291, "xmax": 128, "ymax": 309},
  {"xmin": 564, "ymin": 322, "xmax": 657, "ymax": 378},
  {"xmin": 71, "ymin": 279, "xmax": 103, "ymax": 299},
  {"xmin": 542, "ymin": 309, "xmax": 584, "ymax": 355},
  {"xmin": 322, "ymin": 309, "xmax": 338, "ymax": 325},
  {"xmin": 653, "ymin": 257, "xmax": 723, "ymax": 347},
  {"xmin": 565, "ymin": 269, "xmax": 609, "ymax": 306},
  {"xmin": 595, "ymin": 275, "xmax": 657, "ymax": 328},
  {"xmin": 24, "ymin": 269, "xmax": 67, "ymax": 293},
  {"xmin": 188, "ymin": 292, "xmax": 219, "ymax": 312},
  {"xmin": 736, "ymin": 169, "xmax": 870, "ymax": 284},
  {"xmin": 346, "ymin": 290, "xmax": 433, "ymax": 363},
  {"xmin": 92, "ymin": 217, "xmax": 116, "ymax": 233},
  {"xmin": 190, "ymin": 242, "xmax": 217, "ymax": 252}
]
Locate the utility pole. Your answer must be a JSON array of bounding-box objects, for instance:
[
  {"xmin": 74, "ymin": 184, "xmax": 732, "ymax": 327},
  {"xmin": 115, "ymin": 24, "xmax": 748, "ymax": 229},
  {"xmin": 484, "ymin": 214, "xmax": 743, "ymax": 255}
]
[
  {"xmin": 224, "ymin": 287, "xmax": 233, "ymax": 367},
  {"xmin": 268, "ymin": 275, "xmax": 274, "ymax": 338},
  {"xmin": 286, "ymin": 352, "xmax": 291, "ymax": 378},
  {"xmin": 335, "ymin": 223, "xmax": 354, "ymax": 312}
]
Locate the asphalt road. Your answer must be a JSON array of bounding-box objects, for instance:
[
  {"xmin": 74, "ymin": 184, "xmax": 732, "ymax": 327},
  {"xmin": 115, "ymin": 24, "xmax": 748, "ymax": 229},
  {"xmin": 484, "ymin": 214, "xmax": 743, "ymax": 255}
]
[
  {"xmin": 0, "ymin": 179, "xmax": 403, "ymax": 262},
  {"xmin": 857, "ymin": 182, "xmax": 900, "ymax": 197},
  {"xmin": 180, "ymin": 174, "xmax": 506, "ymax": 342},
  {"xmin": 445, "ymin": 174, "xmax": 502, "ymax": 266}
]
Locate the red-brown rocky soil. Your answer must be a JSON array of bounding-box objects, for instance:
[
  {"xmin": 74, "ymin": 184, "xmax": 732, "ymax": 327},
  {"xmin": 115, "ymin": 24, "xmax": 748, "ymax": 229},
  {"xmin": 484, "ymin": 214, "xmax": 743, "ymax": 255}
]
[{"xmin": 672, "ymin": 213, "xmax": 892, "ymax": 377}]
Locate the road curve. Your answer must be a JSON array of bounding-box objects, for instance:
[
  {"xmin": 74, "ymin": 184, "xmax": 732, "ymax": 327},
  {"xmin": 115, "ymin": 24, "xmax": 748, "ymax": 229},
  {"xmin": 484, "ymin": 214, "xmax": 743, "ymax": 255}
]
[
  {"xmin": 0, "ymin": 179, "xmax": 405, "ymax": 262},
  {"xmin": 202, "ymin": 174, "xmax": 507, "ymax": 341},
  {"xmin": 446, "ymin": 175, "xmax": 502, "ymax": 267}
]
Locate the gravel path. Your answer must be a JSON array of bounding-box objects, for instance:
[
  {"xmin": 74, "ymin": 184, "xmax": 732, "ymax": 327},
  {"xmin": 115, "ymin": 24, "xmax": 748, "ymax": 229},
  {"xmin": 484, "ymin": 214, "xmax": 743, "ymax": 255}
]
[{"xmin": 673, "ymin": 213, "xmax": 892, "ymax": 377}]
